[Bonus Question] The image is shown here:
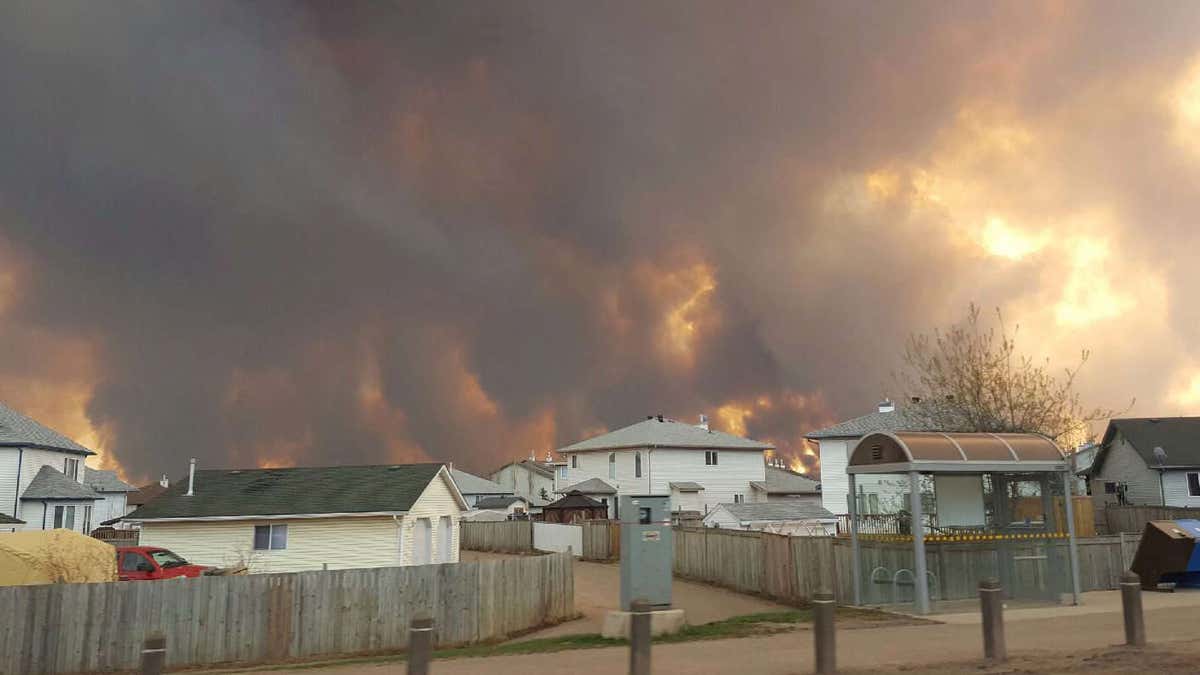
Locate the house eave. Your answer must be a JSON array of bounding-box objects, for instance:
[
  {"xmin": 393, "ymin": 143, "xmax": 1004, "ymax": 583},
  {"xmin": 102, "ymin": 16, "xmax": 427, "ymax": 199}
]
[
  {"xmin": 0, "ymin": 442, "xmax": 95, "ymax": 456},
  {"xmin": 126, "ymin": 510, "xmax": 412, "ymax": 524}
]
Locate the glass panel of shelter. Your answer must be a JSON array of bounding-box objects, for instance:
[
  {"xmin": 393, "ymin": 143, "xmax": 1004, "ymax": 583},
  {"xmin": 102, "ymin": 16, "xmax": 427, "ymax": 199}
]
[{"xmin": 853, "ymin": 470, "xmax": 1073, "ymax": 613}]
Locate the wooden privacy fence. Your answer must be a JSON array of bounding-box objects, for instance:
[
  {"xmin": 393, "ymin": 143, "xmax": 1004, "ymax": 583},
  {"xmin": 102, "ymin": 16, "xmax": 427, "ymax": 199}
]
[
  {"xmin": 580, "ymin": 520, "xmax": 620, "ymax": 561},
  {"xmin": 460, "ymin": 520, "xmax": 534, "ymax": 553},
  {"xmin": 673, "ymin": 528, "xmax": 835, "ymax": 604},
  {"xmin": 0, "ymin": 553, "xmax": 574, "ymax": 674},
  {"xmin": 1104, "ymin": 505, "xmax": 1200, "ymax": 534}
]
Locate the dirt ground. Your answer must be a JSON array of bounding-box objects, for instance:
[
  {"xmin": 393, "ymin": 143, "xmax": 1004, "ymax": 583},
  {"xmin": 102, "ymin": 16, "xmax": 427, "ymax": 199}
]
[
  {"xmin": 460, "ymin": 550, "xmax": 792, "ymax": 638},
  {"xmin": 848, "ymin": 641, "xmax": 1200, "ymax": 675}
]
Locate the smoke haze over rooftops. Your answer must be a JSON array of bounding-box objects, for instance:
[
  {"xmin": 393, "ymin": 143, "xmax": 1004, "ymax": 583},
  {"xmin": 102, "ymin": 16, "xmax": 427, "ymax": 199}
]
[{"xmin": 1, "ymin": 1, "xmax": 1199, "ymax": 479}]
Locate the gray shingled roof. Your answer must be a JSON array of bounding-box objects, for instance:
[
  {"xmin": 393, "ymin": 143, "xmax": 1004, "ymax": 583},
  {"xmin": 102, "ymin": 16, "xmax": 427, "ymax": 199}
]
[
  {"xmin": 558, "ymin": 418, "xmax": 772, "ymax": 453},
  {"xmin": 805, "ymin": 407, "xmax": 940, "ymax": 439},
  {"xmin": 557, "ymin": 477, "xmax": 617, "ymax": 495},
  {"xmin": 451, "ymin": 469, "xmax": 511, "ymax": 496},
  {"xmin": 474, "ymin": 495, "xmax": 528, "ymax": 509},
  {"xmin": 84, "ymin": 467, "xmax": 137, "ymax": 493},
  {"xmin": 126, "ymin": 463, "xmax": 456, "ymax": 520},
  {"xmin": 21, "ymin": 465, "xmax": 102, "ymax": 500},
  {"xmin": 715, "ymin": 502, "xmax": 835, "ymax": 522},
  {"xmin": 750, "ymin": 466, "xmax": 821, "ymax": 495},
  {"xmin": 0, "ymin": 402, "xmax": 94, "ymax": 454},
  {"xmin": 0, "ymin": 512, "xmax": 23, "ymax": 524},
  {"xmin": 1098, "ymin": 418, "xmax": 1200, "ymax": 469},
  {"xmin": 491, "ymin": 459, "xmax": 556, "ymax": 478}
]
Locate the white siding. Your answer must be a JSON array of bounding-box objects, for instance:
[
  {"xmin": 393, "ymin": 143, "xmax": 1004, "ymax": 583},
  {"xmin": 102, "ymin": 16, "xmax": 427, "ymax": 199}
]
[
  {"xmin": 489, "ymin": 464, "xmax": 555, "ymax": 507},
  {"xmin": 92, "ymin": 492, "xmax": 129, "ymax": 530},
  {"xmin": 400, "ymin": 470, "xmax": 463, "ymax": 565},
  {"xmin": 0, "ymin": 447, "xmax": 95, "ymax": 532},
  {"xmin": 1090, "ymin": 434, "xmax": 1162, "ymax": 508},
  {"xmin": 817, "ymin": 440, "xmax": 850, "ymax": 513},
  {"xmin": 1162, "ymin": 470, "xmax": 1200, "ymax": 508},
  {"xmin": 0, "ymin": 448, "xmax": 20, "ymax": 524},
  {"xmin": 701, "ymin": 505, "xmax": 743, "ymax": 529},
  {"xmin": 140, "ymin": 517, "xmax": 405, "ymax": 573},
  {"xmin": 560, "ymin": 447, "xmax": 766, "ymax": 514}
]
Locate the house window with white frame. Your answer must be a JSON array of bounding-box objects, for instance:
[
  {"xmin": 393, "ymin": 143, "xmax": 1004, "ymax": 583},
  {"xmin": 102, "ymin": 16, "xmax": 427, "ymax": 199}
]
[
  {"xmin": 571, "ymin": 455, "xmax": 578, "ymax": 469},
  {"xmin": 53, "ymin": 505, "xmax": 77, "ymax": 529},
  {"xmin": 63, "ymin": 457, "xmax": 80, "ymax": 481},
  {"xmin": 705, "ymin": 451, "xmax": 718, "ymax": 466},
  {"xmin": 253, "ymin": 524, "xmax": 288, "ymax": 550},
  {"xmin": 1188, "ymin": 472, "xmax": 1200, "ymax": 497},
  {"xmin": 635, "ymin": 452, "xmax": 642, "ymax": 478},
  {"xmin": 608, "ymin": 453, "xmax": 616, "ymax": 479},
  {"xmin": 733, "ymin": 493, "xmax": 743, "ymax": 504}
]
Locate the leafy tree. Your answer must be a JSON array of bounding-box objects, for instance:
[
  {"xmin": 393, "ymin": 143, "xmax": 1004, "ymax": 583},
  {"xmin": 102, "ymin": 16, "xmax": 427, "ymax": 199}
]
[{"xmin": 897, "ymin": 304, "xmax": 1126, "ymax": 447}]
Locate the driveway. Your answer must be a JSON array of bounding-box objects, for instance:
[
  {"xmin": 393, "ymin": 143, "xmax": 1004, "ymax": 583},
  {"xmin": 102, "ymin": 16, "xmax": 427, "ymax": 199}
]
[{"xmin": 460, "ymin": 551, "xmax": 790, "ymax": 638}]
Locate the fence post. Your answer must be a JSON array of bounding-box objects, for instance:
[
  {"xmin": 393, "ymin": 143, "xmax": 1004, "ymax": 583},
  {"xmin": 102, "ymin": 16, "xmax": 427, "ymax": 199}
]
[
  {"xmin": 140, "ymin": 634, "xmax": 166, "ymax": 675},
  {"xmin": 629, "ymin": 599, "xmax": 652, "ymax": 675},
  {"xmin": 814, "ymin": 590, "xmax": 836, "ymax": 674},
  {"xmin": 979, "ymin": 578, "xmax": 1006, "ymax": 662},
  {"xmin": 1120, "ymin": 571, "xmax": 1146, "ymax": 647},
  {"xmin": 408, "ymin": 615, "xmax": 433, "ymax": 675}
]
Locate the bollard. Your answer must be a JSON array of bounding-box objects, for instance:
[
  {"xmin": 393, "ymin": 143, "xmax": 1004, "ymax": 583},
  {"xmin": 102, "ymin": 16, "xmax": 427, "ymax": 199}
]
[
  {"xmin": 140, "ymin": 634, "xmax": 166, "ymax": 675},
  {"xmin": 629, "ymin": 599, "xmax": 652, "ymax": 675},
  {"xmin": 813, "ymin": 590, "xmax": 836, "ymax": 674},
  {"xmin": 1120, "ymin": 571, "xmax": 1146, "ymax": 647},
  {"xmin": 979, "ymin": 578, "xmax": 1006, "ymax": 662},
  {"xmin": 408, "ymin": 616, "xmax": 434, "ymax": 675}
]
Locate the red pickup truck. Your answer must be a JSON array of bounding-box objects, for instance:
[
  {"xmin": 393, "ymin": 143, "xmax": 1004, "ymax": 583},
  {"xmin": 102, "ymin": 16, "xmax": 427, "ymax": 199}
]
[{"xmin": 116, "ymin": 546, "xmax": 210, "ymax": 581}]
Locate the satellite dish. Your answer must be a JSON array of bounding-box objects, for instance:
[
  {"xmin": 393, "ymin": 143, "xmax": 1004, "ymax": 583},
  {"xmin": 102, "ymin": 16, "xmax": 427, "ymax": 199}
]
[{"xmin": 1153, "ymin": 446, "xmax": 1169, "ymax": 467}]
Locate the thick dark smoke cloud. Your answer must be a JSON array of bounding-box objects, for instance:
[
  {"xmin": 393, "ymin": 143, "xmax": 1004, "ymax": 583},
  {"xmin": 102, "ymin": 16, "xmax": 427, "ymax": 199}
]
[{"xmin": 2, "ymin": 1, "xmax": 1200, "ymax": 479}]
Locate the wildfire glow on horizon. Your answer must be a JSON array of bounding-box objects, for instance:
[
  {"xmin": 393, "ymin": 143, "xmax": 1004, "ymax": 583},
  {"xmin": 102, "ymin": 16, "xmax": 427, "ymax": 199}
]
[{"xmin": 3, "ymin": 3, "xmax": 1200, "ymax": 482}]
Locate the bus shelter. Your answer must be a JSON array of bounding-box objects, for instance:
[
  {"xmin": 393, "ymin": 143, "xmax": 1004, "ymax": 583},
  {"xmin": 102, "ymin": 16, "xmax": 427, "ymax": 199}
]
[{"xmin": 847, "ymin": 432, "xmax": 1082, "ymax": 614}]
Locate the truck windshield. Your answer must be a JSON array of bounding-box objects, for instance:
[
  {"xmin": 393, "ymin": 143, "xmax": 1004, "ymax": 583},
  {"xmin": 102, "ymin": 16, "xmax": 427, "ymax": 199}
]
[{"xmin": 149, "ymin": 550, "xmax": 188, "ymax": 568}]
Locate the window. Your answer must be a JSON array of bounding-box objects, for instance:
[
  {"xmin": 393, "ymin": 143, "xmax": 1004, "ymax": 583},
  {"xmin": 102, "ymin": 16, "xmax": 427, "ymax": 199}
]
[
  {"xmin": 253, "ymin": 524, "xmax": 288, "ymax": 550},
  {"xmin": 120, "ymin": 552, "xmax": 153, "ymax": 572},
  {"xmin": 82, "ymin": 505, "xmax": 93, "ymax": 534},
  {"xmin": 733, "ymin": 494, "xmax": 743, "ymax": 504},
  {"xmin": 705, "ymin": 451, "xmax": 718, "ymax": 466},
  {"xmin": 608, "ymin": 453, "xmax": 616, "ymax": 479},
  {"xmin": 571, "ymin": 455, "xmax": 578, "ymax": 469},
  {"xmin": 149, "ymin": 550, "xmax": 188, "ymax": 568},
  {"xmin": 53, "ymin": 505, "xmax": 76, "ymax": 529},
  {"xmin": 63, "ymin": 458, "xmax": 80, "ymax": 481},
  {"xmin": 635, "ymin": 452, "xmax": 642, "ymax": 478},
  {"xmin": 557, "ymin": 466, "xmax": 567, "ymax": 479},
  {"xmin": 1188, "ymin": 473, "xmax": 1200, "ymax": 497},
  {"xmin": 1104, "ymin": 482, "xmax": 1118, "ymax": 494}
]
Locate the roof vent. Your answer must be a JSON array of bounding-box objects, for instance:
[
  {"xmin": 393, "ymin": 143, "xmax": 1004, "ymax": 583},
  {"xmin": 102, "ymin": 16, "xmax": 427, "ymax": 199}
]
[
  {"xmin": 657, "ymin": 414, "xmax": 664, "ymax": 422},
  {"xmin": 870, "ymin": 444, "xmax": 883, "ymax": 461},
  {"xmin": 1154, "ymin": 446, "xmax": 1168, "ymax": 467},
  {"xmin": 877, "ymin": 399, "xmax": 895, "ymax": 413}
]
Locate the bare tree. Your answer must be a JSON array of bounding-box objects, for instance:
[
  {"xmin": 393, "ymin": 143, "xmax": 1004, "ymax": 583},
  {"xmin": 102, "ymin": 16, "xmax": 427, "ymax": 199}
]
[{"xmin": 897, "ymin": 304, "xmax": 1126, "ymax": 447}]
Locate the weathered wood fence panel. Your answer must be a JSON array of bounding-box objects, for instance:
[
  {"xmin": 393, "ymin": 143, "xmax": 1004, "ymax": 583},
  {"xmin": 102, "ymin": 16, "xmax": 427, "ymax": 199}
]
[
  {"xmin": 1103, "ymin": 505, "xmax": 1200, "ymax": 534},
  {"xmin": 0, "ymin": 553, "xmax": 573, "ymax": 674},
  {"xmin": 580, "ymin": 520, "xmax": 620, "ymax": 561},
  {"xmin": 673, "ymin": 528, "xmax": 835, "ymax": 604},
  {"xmin": 460, "ymin": 520, "xmax": 534, "ymax": 553}
]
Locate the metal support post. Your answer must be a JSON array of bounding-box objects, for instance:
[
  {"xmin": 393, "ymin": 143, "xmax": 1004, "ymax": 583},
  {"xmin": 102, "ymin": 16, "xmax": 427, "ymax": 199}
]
[
  {"xmin": 140, "ymin": 635, "xmax": 166, "ymax": 675},
  {"xmin": 408, "ymin": 616, "xmax": 433, "ymax": 675},
  {"xmin": 629, "ymin": 599, "xmax": 652, "ymax": 675},
  {"xmin": 1121, "ymin": 571, "xmax": 1146, "ymax": 647},
  {"xmin": 1062, "ymin": 471, "xmax": 1082, "ymax": 605},
  {"xmin": 979, "ymin": 578, "xmax": 1006, "ymax": 662},
  {"xmin": 909, "ymin": 471, "xmax": 930, "ymax": 614},
  {"xmin": 813, "ymin": 590, "xmax": 836, "ymax": 674},
  {"xmin": 848, "ymin": 473, "xmax": 861, "ymax": 606}
]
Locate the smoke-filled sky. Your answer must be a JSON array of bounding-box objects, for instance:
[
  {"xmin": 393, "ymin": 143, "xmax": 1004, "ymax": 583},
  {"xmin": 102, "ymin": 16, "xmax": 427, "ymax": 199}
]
[{"xmin": 3, "ymin": 1, "xmax": 1200, "ymax": 481}]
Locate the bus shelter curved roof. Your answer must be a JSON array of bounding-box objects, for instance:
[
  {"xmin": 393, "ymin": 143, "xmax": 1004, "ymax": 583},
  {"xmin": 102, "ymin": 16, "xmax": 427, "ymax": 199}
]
[{"xmin": 847, "ymin": 432, "xmax": 1066, "ymax": 474}]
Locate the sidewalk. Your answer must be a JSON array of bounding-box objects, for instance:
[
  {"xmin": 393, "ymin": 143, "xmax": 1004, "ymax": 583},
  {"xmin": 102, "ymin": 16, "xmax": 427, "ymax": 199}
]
[{"xmin": 253, "ymin": 595, "xmax": 1200, "ymax": 675}]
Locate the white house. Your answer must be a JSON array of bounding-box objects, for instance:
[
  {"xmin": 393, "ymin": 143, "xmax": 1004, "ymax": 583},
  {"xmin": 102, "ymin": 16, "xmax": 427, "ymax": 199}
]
[
  {"xmin": 489, "ymin": 458, "xmax": 561, "ymax": 510},
  {"xmin": 702, "ymin": 501, "xmax": 838, "ymax": 536},
  {"xmin": 84, "ymin": 467, "xmax": 136, "ymax": 528},
  {"xmin": 125, "ymin": 462, "xmax": 468, "ymax": 573},
  {"xmin": 0, "ymin": 402, "xmax": 104, "ymax": 534},
  {"xmin": 750, "ymin": 465, "xmax": 821, "ymax": 505},
  {"xmin": 450, "ymin": 468, "xmax": 514, "ymax": 508},
  {"xmin": 1089, "ymin": 417, "xmax": 1200, "ymax": 509},
  {"xmin": 555, "ymin": 415, "xmax": 773, "ymax": 517},
  {"xmin": 806, "ymin": 399, "xmax": 934, "ymax": 515},
  {"xmin": 464, "ymin": 495, "xmax": 531, "ymax": 521}
]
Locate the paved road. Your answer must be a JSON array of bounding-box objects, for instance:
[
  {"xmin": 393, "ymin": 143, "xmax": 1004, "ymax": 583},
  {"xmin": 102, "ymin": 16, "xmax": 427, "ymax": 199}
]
[
  {"xmin": 261, "ymin": 598, "xmax": 1200, "ymax": 674},
  {"xmin": 461, "ymin": 551, "xmax": 790, "ymax": 639}
]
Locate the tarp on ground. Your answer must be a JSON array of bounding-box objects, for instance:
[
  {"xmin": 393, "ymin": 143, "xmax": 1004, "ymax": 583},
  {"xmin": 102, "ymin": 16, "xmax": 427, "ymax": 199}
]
[{"xmin": 0, "ymin": 529, "xmax": 117, "ymax": 586}]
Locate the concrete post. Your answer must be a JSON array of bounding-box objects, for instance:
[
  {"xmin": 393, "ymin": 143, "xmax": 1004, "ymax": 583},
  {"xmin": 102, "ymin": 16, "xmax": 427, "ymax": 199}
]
[
  {"xmin": 909, "ymin": 471, "xmax": 930, "ymax": 614},
  {"xmin": 979, "ymin": 578, "xmax": 1006, "ymax": 662},
  {"xmin": 629, "ymin": 600, "xmax": 652, "ymax": 675},
  {"xmin": 140, "ymin": 634, "xmax": 166, "ymax": 675},
  {"xmin": 848, "ymin": 473, "xmax": 861, "ymax": 606},
  {"xmin": 1062, "ymin": 471, "xmax": 1082, "ymax": 605},
  {"xmin": 408, "ymin": 616, "xmax": 433, "ymax": 675},
  {"xmin": 1120, "ymin": 571, "xmax": 1146, "ymax": 647},
  {"xmin": 813, "ymin": 591, "xmax": 836, "ymax": 674}
]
